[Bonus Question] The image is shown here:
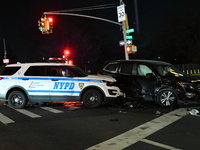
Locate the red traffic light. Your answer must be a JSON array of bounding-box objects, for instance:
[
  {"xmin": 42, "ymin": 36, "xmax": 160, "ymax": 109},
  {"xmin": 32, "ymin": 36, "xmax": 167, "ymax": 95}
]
[
  {"xmin": 64, "ymin": 49, "xmax": 70, "ymax": 57},
  {"xmin": 64, "ymin": 50, "xmax": 70, "ymax": 55},
  {"xmin": 48, "ymin": 17, "xmax": 53, "ymax": 22}
]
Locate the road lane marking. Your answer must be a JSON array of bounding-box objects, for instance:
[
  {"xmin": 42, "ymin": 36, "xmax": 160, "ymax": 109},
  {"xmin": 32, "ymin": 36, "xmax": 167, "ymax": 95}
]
[
  {"xmin": 15, "ymin": 109, "xmax": 42, "ymax": 118},
  {"xmin": 86, "ymin": 108, "xmax": 189, "ymax": 150},
  {"xmin": 141, "ymin": 139, "xmax": 182, "ymax": 150},
  {"xmin": 40, "ymin": 107, "xmax": 63, "ymax": 113},
  {"xmin": 0, "ymin": 113, "xmax": 15, "ymax": 124}
]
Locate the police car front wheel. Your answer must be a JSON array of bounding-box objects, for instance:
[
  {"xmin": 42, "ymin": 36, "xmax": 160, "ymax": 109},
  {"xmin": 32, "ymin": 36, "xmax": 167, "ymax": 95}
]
[
  {"xmin": 8, "ymin": 91, "xmax": 27, "ymax": 109},
  {"xmin": 83, "ymin": 89, "xmax": 103, "ymax": 108}
]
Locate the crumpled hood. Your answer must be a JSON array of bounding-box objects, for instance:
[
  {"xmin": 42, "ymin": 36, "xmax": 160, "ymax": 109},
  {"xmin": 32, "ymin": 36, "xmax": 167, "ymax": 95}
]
[
  {"xmin": 176, "ymin": 75, "xmax": 200, "ymax": 83},
  {"xmin": 87, "ymin": 75, "xmax": 116, "ymax": 82}
]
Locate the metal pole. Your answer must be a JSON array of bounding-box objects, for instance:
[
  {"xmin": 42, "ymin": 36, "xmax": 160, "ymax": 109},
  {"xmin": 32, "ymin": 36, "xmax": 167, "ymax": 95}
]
[
  {"xmin": 120, "ymin": 0, "xmax": 129, "ymax": 60},
  {"xmin": 44, "ymin": 12, "xmax": 122, "ymax": 26},
  {"xmin": 0, "ymin": 38, "xmax": 7, "ymax": 59},
  {"xmin": 134, "ymin": 0, "xmax": 140, "ymax": 35},
  {"xmin": 3, "ymin": 39, "xmax": 7, "ymax": 59}
]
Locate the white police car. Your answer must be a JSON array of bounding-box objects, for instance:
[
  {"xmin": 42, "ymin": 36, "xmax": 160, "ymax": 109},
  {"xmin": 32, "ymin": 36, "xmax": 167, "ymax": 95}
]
[{"xmin": 0, "ymin": 62, "xmax": 122, "ymax": 109}]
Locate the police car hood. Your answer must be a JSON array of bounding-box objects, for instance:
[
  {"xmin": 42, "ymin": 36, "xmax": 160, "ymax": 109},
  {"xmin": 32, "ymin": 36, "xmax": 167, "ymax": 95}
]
[{"xmin": 87, "ymin": 75, "xmax": 116, "ymax": 82}]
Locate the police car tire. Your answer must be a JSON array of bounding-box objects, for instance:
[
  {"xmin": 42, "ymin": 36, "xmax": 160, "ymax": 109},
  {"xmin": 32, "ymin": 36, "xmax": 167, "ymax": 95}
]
[
  {"xmin": 157, "ymin": 89, "xmax": 177, "ymax": 107},
  {"xmin": 8, "ymin": 91, "xmax": 27, "ymax": 109},
  {"xmin": 83, "ymin": 89, "xmax": 103, "ymax": 108}
]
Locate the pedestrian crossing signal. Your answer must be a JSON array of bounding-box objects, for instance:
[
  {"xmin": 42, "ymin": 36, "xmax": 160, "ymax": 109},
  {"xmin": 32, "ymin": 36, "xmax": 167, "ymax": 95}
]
[{"xmin": 126, "ymin": 45, "xmax": 137, "ymax": 54}]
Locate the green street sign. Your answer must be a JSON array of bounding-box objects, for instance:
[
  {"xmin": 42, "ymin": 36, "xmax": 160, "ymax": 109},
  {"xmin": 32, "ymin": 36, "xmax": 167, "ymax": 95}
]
[
  {"xmin": 126, "ymin": 35, "xmax": 133, "ymax": 39},
  {"xmin": 126, "ymin": 28, "xmax": 134, "ymax": 34}
]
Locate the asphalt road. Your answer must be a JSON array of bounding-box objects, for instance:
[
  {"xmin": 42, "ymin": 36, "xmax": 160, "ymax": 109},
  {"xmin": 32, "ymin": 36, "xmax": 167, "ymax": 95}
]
[{"xmin": 0, "ymin": 101, "xmax": 200, "ymax": 150}]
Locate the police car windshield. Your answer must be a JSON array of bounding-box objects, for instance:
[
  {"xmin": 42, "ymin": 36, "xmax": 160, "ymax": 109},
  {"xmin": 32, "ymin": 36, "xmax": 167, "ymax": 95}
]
[
  {"xmin": 68, "ymin": 66, "xmax": 88, "ymax": 77},
  {"xmin": 155, "ymin": 64, "xmax": 185, "ymax": 77}
]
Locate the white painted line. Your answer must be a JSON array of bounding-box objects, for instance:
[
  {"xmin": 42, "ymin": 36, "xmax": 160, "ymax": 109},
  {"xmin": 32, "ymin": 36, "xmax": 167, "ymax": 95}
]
[
  {"xmin": 86, "ymin": 108, "xmax": 189, "ymax": 150},
  {"xmin": 15, "ymin": 109, "xmax": 42, "ymax": 118},
  {"xmin": 141, "ymin": 139, "xmax": 182, "ymax": 150},
  {"xmin": 40, "ymin": 107, "xmax": 63, "ymax": 113},
  {"xmin": 0, "ymin": 113, "xmax": 15, "ymax": 124}
]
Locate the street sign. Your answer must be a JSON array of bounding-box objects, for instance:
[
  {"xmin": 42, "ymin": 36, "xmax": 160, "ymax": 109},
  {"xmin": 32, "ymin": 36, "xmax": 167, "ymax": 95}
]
[
  {"xmin": 126, "ymin": 35, "xmax": 133, "ymax": 40},
  {"xmin": 117, "ymin": 4, "xmax": 126, "ymax": 22},
  {"xmin": 127, "ymin": 39, "xmax": 132, "ymax": 45},
  {"xmin": 126, "ymin": 28, "xmax": 134, "ymax": 34},
  {"xmin": 119, "ymin": 40, "xmax": 125, "ymax": 46},
  {"xmin": 119, "ymin": 40, "xmax": 132, "ymax": 46}
]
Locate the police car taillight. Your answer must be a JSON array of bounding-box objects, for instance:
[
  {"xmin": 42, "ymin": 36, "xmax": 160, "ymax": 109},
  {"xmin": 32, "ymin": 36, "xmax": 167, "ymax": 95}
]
[{"xmin": 0, "ymin": 77, "xmax": 3, "ymax": 80}]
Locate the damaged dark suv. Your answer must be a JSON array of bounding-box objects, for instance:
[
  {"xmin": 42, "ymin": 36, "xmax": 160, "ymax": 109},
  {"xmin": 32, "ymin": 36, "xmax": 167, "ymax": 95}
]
[{"xmin": 98, "ymin": 59, "xmax": 200, "ymax": 107}]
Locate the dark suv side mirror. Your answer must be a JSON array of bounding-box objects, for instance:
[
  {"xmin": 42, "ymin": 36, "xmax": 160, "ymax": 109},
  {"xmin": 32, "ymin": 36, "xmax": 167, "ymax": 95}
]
[{"xmin": 146, "ymin": 73, "xmax": 155, "ymax": 79}]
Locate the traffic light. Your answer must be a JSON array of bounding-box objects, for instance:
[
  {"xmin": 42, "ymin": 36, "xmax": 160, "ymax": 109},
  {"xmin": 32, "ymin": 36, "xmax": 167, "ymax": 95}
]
[
  {"xmin": 47, "ymin": 17, "xmax": 53, "ymax": 33},
  {"xmin": 38, "ymin": 17, "xmax": 47, "ymax": 33},
  {"xmin": 38, "ymin": 17, "xmax": 53, "ymax": 34},
  {"xmin": 64, "ymin": 49, "xmax": 70, "ymax": 58},
  {"xmin": 126, "ymin": 45, "xmax": 137, "ymax": 54}
]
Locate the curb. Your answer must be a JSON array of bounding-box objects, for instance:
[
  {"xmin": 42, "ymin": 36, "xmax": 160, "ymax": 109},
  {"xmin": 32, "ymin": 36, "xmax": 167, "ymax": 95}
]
[{"xmin": 0, "ymin": 101, "xmax": 6, "ymax": 105}]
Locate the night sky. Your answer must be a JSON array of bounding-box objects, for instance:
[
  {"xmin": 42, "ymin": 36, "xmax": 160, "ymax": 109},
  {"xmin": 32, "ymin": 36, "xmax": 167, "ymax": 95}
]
[{"xmin": 0, "ymin": 0, "xmax": 198, "ymax": 71}]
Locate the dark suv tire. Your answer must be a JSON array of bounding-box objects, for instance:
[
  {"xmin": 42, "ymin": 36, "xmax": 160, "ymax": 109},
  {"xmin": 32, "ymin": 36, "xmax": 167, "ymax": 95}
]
[{"xmin": 157, "ymin": 89, "xmax": 177, "ymax": 107}]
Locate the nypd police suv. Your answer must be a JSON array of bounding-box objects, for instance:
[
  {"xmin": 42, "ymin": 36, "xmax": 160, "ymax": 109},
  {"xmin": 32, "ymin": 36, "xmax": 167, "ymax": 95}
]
[{"xmin": 0, "ymin": 62, "xmax": 122, "ymax": 109}]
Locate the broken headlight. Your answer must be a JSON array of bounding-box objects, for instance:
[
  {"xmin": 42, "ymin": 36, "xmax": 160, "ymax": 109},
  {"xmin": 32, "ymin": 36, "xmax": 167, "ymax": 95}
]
[{"xmin": 178, "ymin": 82, "xmax": 195, "ymax": 89}]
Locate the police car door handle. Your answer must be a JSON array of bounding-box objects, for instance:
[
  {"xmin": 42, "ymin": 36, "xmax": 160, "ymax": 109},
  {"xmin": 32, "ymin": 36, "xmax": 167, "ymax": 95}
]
[
  {"xmin": 22, "ymin": 78, "xmax": 29, "ymax": 80},
  {"xmin": 51, "ymin": 79, "xmax": 58, "ymax": 81}
]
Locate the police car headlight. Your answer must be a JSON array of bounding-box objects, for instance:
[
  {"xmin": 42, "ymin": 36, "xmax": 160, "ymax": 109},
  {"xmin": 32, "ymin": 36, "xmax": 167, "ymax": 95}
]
[{"xmin": 178, "ymin": 82, "xmax": 195, "ymax": 89}]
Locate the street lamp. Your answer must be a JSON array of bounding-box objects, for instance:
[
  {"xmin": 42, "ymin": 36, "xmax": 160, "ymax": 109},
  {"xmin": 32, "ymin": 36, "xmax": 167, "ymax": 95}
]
[{"xmin": 0, "ymin": 38, "xmax": 8, "ymax": 63}]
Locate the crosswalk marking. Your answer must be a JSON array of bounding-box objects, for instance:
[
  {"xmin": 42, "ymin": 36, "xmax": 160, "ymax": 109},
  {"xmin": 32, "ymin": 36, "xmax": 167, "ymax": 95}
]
[
  {"xmin": 141, "ymin": 139, "xmax": 182, "ymax": 150},
  {"xmin": 86, "ymin": 108, "xmax": 189, "ymax": 150},
  {"xmin": 15, "ymin": 109, "xmax": 42, "ymax": 118},
  {"xmin": 40, "ymin": 107, "xmax": 63, "ymax": 113},
  {"xmin": 0, "ymin": 113, "xmax": 15, "ymax": 124},
  {"xmin": 0, "ymin": 106, "xmax": 64, "ymax": 125}
]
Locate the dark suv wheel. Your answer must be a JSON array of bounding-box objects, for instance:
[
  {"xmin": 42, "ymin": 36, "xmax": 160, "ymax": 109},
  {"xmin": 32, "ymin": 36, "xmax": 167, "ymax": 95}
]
[{"xmin": 157, "ymin": 89, "xmax": 177, "ymax": 107}]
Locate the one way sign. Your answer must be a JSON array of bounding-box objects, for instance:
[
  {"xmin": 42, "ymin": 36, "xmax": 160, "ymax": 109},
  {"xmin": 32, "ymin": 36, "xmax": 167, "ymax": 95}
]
[{"xmin": 119, "ymin": 39, "xmax": 132, "ymax": 46}]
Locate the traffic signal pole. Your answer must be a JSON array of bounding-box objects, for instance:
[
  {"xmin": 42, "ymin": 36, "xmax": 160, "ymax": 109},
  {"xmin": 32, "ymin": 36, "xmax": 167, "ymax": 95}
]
[
  {"xmin": 42, "ymin": 1, "xmax": 130, "ymax": 60},
  {"xmin": 120, "ymin": 0, "xmax": 129, "ymax": 60},
  {"xmin": 122, "ymin": 19, "xmax": 129, "ymax": 60}
]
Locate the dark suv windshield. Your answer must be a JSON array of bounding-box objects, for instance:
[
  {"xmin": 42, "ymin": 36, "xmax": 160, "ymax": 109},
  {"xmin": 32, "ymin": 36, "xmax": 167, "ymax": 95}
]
[{"xmin": 154, "ymin": 64, "xmax": 185, "ymax": 77}]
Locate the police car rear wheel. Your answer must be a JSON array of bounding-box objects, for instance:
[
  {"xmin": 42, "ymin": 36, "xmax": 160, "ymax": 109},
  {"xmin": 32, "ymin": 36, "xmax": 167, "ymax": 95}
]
[
  {"xmin": 8, "ymin": 91, "xmax": 27, "ymax": 109},
  {"xmin": 83, "ymin": 89, "xmax": 103, "ymax": 108}
]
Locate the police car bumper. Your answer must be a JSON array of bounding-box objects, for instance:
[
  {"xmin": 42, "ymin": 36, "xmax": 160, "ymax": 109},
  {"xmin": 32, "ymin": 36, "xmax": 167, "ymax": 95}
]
[{"xmin": 104, "ymin": 89, "xmax": 124, "ymax": 103}]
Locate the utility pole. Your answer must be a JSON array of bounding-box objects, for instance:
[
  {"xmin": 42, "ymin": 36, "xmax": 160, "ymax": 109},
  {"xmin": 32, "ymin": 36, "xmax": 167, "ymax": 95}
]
[
  {"xmin": 120, "ymin": 0, "xmax": 129, "ymax": 60},
  {"xmin": 3, "ymin": 39, "xmax": 7, "ymax": 59},
  {"xmin": 0, "ymin": 38, "xmax": 8, "ymax": 63},
  {"xmin": 134, "ymin": 0, "xmax": 140, "ymax": 35}
]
